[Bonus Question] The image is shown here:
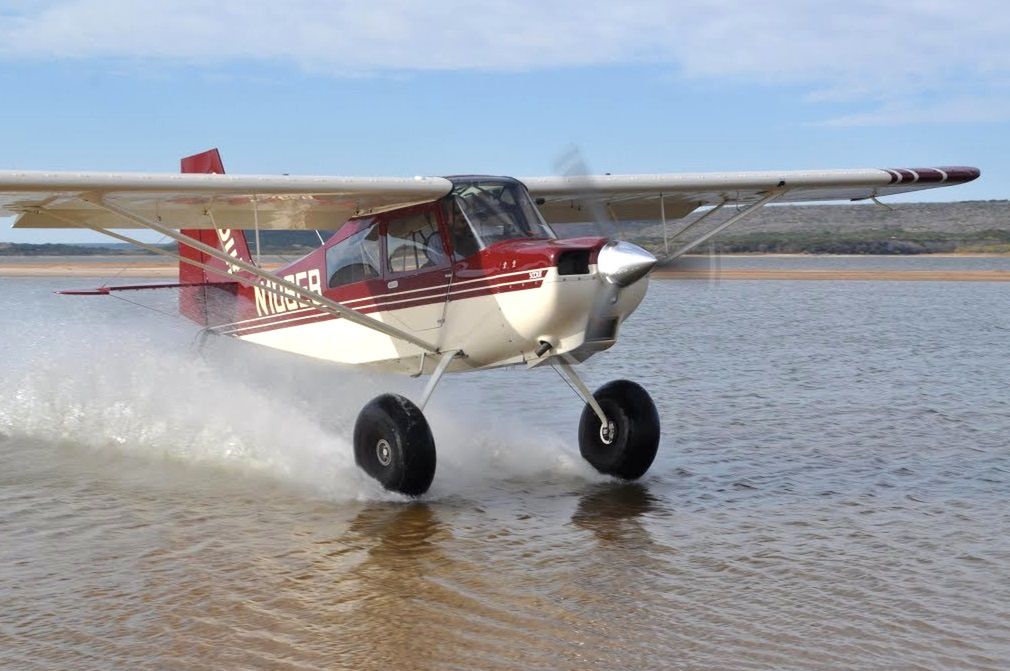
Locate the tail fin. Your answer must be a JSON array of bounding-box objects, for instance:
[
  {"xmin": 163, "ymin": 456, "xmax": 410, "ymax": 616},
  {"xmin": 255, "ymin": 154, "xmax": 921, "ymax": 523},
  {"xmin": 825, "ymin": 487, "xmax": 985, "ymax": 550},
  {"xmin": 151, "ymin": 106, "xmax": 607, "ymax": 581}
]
[{"xmin": 179, "ymin": 148, "xmax": 255, "ymax": 326}]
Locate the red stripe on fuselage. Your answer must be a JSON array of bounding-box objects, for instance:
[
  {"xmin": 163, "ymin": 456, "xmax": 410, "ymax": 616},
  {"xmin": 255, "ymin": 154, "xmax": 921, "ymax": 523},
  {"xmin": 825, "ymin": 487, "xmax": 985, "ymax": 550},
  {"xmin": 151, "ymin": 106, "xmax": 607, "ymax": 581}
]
[{"xmin": 218, "ymin": 273, "xmax": 548, "ymax": 337}]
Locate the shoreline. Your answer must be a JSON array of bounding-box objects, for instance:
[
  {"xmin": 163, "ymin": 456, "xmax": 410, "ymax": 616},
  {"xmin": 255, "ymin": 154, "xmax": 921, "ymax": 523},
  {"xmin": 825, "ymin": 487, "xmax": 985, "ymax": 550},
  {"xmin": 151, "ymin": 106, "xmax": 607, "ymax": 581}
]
[
  {"xmin": 2, "ymin": 256, "xmax": 1010, "ymax": 282},
  {"xmin": 0, "ymin": 263, "xmax": 178, "ymax": 278},
  {"xmin": 0, "ymin": 258, "xmax": 281, "ymax": 278}
]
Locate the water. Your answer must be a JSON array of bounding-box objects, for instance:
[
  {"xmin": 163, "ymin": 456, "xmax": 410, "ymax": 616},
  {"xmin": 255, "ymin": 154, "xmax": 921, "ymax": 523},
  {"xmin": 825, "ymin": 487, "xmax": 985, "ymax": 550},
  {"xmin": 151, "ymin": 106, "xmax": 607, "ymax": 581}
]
[{"xmin": 1, "ymin": 271, "xmax": 1009, "ymax": 670}]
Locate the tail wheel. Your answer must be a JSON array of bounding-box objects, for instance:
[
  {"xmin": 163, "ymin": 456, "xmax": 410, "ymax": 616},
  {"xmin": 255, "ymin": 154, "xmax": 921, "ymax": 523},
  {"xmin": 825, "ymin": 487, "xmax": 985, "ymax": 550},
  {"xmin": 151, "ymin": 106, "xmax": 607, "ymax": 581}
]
[
  {"xmin": 354, "ymin": 394, "xmax": 436, "ymax": 496},
  {"xmin": 578, "ymin": 380, "xmax": 660, "ymax": 480}
]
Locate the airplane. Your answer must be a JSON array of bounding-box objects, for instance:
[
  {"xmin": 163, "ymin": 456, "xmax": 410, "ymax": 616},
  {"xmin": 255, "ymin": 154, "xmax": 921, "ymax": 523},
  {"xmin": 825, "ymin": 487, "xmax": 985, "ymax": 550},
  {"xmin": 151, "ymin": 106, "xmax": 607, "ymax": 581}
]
[{"xmin": 0, "ymin": 150, "xmax": 980, "ymax": 496}]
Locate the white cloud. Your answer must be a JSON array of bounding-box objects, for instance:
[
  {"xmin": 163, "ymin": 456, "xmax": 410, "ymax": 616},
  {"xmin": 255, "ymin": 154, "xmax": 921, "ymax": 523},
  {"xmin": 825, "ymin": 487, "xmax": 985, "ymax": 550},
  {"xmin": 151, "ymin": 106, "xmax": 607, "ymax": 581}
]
[{"xmin": 1, "ymin": 0, "xmax": 1008, "ymax": 122}]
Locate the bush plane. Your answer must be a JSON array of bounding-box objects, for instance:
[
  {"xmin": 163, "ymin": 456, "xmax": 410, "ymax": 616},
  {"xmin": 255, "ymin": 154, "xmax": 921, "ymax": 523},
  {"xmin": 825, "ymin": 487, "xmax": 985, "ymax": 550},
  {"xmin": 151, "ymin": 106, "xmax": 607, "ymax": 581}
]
[{"xmin": 0, "ymin": 150, "xmax": 979, "ymax": 495}]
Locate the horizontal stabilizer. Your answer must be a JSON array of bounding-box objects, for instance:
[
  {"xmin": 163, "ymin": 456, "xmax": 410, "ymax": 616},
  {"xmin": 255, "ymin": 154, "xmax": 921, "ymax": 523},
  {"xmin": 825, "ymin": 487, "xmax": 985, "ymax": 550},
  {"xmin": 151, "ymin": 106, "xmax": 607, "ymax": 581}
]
[{"xmin": 58, "ymin": 281, "xmax": 239, "ymax": 296}]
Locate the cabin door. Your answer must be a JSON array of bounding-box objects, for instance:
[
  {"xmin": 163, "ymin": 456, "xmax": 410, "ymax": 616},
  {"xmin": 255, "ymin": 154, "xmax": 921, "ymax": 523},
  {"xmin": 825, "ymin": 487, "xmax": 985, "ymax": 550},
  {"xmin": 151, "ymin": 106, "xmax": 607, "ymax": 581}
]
[{"xmin": 381, "ymin": 208, "xmax": 452, "ymax": 332}]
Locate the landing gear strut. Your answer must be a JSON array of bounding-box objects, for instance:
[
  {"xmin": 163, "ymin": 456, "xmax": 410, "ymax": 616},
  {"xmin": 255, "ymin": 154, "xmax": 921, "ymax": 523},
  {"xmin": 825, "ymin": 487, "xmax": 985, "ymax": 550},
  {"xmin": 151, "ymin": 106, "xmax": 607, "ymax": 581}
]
[{"xmin": 555, "ymin": 362, "xmax": 661, "ymax": 480}]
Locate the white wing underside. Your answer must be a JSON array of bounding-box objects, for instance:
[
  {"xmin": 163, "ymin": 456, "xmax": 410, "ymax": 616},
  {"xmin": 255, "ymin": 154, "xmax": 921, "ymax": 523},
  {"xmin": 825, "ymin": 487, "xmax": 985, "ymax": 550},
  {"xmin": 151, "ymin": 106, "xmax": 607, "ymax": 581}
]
[
  {"xmin": 521, "ymin": 167, "xmax": 981, "ymax": 223},
  {"xmin": 0, "ymin": 166, "xmax": 979, "ymax": 230},
  {"xmin": 0, "ymin": 172, "xmax": 454, "ymax": 230}
]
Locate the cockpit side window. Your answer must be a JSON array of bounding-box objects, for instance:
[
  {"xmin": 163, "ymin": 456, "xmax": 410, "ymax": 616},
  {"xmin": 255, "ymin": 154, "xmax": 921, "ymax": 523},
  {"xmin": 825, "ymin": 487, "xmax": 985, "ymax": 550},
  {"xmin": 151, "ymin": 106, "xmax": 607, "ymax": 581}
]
[
  {"xmin": 447, "ymin": 199, "xmax": 481, "ymax": 260},
  {"xmin": 326, "ymin": 223, "xmax": 381, "ymax": 288},
  {"xmin": 386, "ymin": 211, "xmax": 447, "ymax": 273}
]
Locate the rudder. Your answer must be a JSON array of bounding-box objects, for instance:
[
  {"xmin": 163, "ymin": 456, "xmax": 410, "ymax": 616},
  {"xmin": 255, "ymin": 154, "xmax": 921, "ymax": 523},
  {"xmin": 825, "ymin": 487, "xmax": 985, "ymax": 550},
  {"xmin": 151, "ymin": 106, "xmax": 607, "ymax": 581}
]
[{"xmin": 179, "ymin": 148, "xmax": 255, "ymax": 326}]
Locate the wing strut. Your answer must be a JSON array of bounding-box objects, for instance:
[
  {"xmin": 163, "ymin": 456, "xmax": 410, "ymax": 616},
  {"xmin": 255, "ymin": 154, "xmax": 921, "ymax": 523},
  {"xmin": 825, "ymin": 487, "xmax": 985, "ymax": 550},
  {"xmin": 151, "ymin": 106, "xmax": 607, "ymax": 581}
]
[
  {"xmin": 665, "ymin": 190, "xmax": 785, "ymax": 261},
  {"xmin": 666, "ymin": 199, "xmax": 727, "ymax": 252},
  {"xmin": 27, "ymin": 207, "xmax": 248, "ymax": 281},
  {"xmin": 43, "ymin": 197, "xmax": 441, "ymax": 354}
]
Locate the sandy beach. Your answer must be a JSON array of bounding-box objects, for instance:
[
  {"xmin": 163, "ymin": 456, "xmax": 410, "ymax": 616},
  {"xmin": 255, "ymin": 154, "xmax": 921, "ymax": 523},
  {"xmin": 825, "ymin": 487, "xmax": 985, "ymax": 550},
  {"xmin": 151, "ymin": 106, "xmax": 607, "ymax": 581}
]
[
  {"xmin": 652, "ymin": 268, "xmax": 1010, "ymax": 282},
  {"xmin": 0, "ymin": 260, "xmax": 178, "ymax": 277}
]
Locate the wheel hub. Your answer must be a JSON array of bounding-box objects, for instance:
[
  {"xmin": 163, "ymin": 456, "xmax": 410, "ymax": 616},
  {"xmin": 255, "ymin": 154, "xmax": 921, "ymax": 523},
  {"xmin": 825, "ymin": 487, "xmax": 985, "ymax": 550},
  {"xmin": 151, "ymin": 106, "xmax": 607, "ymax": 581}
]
[
  {"xmin": 376, "ymin": 439, "xmax": 392, "ymax": 466},
  {"xmin": 600, "ymin": 420, "xmax": 616, "ymax": 445}
]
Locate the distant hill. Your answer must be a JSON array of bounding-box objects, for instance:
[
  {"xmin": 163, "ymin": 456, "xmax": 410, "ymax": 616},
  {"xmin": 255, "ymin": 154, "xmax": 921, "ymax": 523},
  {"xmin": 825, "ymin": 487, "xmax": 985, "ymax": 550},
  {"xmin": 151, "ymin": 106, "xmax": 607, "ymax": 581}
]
[
  {"xmin": 2, "ymin": 200, "xmax": 1007, "ymax": 256},
  {"xmin": 555, "ymin": 200, "xmax": 1010, "ymax": 255},
  {"xmin": 664, "ymin": 199, "xmax": 1008, "ymax": 235},
  {"xmin": 0, "ymin": 231, "xmax": 329, "ymax": 257},
  {"xmin": 0, "ymin": 242, "xmax": 159, "ymax": 256}
]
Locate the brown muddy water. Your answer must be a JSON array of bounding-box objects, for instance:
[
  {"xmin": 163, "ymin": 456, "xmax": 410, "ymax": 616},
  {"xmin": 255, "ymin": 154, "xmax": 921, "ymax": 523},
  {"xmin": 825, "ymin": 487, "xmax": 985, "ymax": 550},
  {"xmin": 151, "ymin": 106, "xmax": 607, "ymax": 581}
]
[{"xmin": 1, "ymin": 272, "xmax": 1009, "ymax": 670}]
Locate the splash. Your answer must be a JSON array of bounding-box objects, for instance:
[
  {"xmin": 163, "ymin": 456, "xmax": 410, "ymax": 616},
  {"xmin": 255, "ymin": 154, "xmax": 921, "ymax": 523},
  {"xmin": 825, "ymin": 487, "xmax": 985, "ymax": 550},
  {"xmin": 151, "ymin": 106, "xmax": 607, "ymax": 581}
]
[{"xmin": 0, "ymin": 305, "xmax": 593, "ymax": 501}]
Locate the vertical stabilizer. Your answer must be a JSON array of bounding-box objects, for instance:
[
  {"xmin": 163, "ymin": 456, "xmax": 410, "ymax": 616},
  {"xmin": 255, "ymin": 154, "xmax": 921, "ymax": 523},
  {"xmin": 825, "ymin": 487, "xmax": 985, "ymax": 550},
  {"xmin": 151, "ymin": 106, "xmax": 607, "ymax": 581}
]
[
  {"xmin": 181, "ymin": 148, "xmax": 226, "ymax": 175},
  {"xmin": 178, "ymin": 148, "xmax": 255, "ymax": 326}
]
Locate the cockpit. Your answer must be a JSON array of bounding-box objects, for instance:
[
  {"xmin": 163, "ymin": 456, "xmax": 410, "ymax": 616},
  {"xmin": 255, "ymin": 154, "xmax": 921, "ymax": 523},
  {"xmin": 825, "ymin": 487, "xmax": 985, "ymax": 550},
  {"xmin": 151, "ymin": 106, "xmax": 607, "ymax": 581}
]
[
  {"xmin": 324, "ymin": 176, "xmax": 555, "ymax": 290},
  {"xmin": 449, "ymin": 177, "xmax": 556, "ymax": 249}
]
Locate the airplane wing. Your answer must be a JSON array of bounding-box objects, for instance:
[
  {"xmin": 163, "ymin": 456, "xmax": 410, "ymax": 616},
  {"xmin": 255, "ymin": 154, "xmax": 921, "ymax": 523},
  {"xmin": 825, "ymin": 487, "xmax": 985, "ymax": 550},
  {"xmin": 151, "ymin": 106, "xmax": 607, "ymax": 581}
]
[
  {"xmin": 0, "ymin": 172, "xmax": 453, "ymax": 230},
  {"xmin": 1, "ymin": 166, "xmax": 979, "ymax": 230},
  {"xmin": 0, "ymin": 169, "xmax": 453, "ymax": 353},
  {"xmin": 520, "ymin": 167, "xmax": 981, "ymax": 223}
]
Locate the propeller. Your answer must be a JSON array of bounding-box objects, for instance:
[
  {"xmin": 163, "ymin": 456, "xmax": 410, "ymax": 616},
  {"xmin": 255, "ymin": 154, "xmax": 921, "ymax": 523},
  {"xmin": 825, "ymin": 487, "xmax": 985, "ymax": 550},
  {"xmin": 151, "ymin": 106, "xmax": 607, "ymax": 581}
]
[
  {"xmin": 550, "ymin": 146, "xmax": 660, "ymax": 339},
  {"xmin": 549, "ymin": 145, "xmax": 725, "ymax": 287},
  {"xmin": 552, "ymin": 145, "xmax": 620, "ymax": 240}
]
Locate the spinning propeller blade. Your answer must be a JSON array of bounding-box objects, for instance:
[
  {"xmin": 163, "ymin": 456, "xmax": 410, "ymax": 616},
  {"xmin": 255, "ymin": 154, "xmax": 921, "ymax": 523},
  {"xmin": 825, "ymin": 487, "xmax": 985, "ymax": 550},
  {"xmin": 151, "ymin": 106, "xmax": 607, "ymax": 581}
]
[
  {"xmin": 550, "ymin": 146, "xmax": 657, "ymax": 332},
  {"xmin": 552, "ymin": 145, "xmax": 620, "ymax": 240}
]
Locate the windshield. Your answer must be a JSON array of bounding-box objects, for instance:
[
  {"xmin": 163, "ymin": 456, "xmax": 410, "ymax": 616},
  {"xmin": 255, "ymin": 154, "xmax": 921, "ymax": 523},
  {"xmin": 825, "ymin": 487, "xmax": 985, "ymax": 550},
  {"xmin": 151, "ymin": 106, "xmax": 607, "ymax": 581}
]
[{"xmin": 451, "ymin": 179, "xmax": 555, "ymax": 248}]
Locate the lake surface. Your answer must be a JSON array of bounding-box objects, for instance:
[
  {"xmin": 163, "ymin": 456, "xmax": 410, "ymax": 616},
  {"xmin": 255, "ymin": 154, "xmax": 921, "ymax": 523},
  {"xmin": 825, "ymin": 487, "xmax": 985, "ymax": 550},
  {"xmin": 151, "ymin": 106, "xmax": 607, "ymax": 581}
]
[{"xmin": 1, "ymin": 271, "xmax": 1008, "ymax": 670}]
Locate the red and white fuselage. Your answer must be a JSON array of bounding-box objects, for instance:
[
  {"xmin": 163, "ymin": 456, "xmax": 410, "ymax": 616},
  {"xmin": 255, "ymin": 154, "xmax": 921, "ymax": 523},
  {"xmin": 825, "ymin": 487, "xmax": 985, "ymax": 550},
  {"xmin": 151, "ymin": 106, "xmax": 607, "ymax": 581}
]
[
  {"xmin": 197, "ymin": 230, "xmax": 651, "ymax": 374},
  {"xmin": 177, "ymin": 173, "xmax": 655, "ymax": 373}
]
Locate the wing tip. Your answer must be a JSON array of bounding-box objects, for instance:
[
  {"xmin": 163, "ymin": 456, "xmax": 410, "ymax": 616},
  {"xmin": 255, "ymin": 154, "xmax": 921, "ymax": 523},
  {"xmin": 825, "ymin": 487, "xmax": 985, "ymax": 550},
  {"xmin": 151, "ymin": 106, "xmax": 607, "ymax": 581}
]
[{"xmin": 882, "ymin": 166, "xmax": 980, "ymax": 185}]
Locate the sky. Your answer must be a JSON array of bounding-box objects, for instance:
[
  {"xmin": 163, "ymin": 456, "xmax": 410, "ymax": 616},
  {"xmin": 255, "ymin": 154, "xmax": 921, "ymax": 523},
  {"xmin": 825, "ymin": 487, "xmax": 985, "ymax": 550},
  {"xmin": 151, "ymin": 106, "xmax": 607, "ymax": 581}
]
[{"xmin": 1, "ymin": 0, "xmax": 1007, "ymax": 243}]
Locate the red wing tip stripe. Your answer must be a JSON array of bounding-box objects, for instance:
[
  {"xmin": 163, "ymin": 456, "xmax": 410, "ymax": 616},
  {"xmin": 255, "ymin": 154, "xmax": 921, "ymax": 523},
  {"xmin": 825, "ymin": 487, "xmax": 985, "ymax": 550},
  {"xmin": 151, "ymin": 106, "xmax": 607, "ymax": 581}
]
[
  {"xmin": 939, "ymin": 166, "xmax": 981, "ymax": 183},
  {"xmin": 884, "ymin": 166, "xmax": 980, "ymax": 184}
]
